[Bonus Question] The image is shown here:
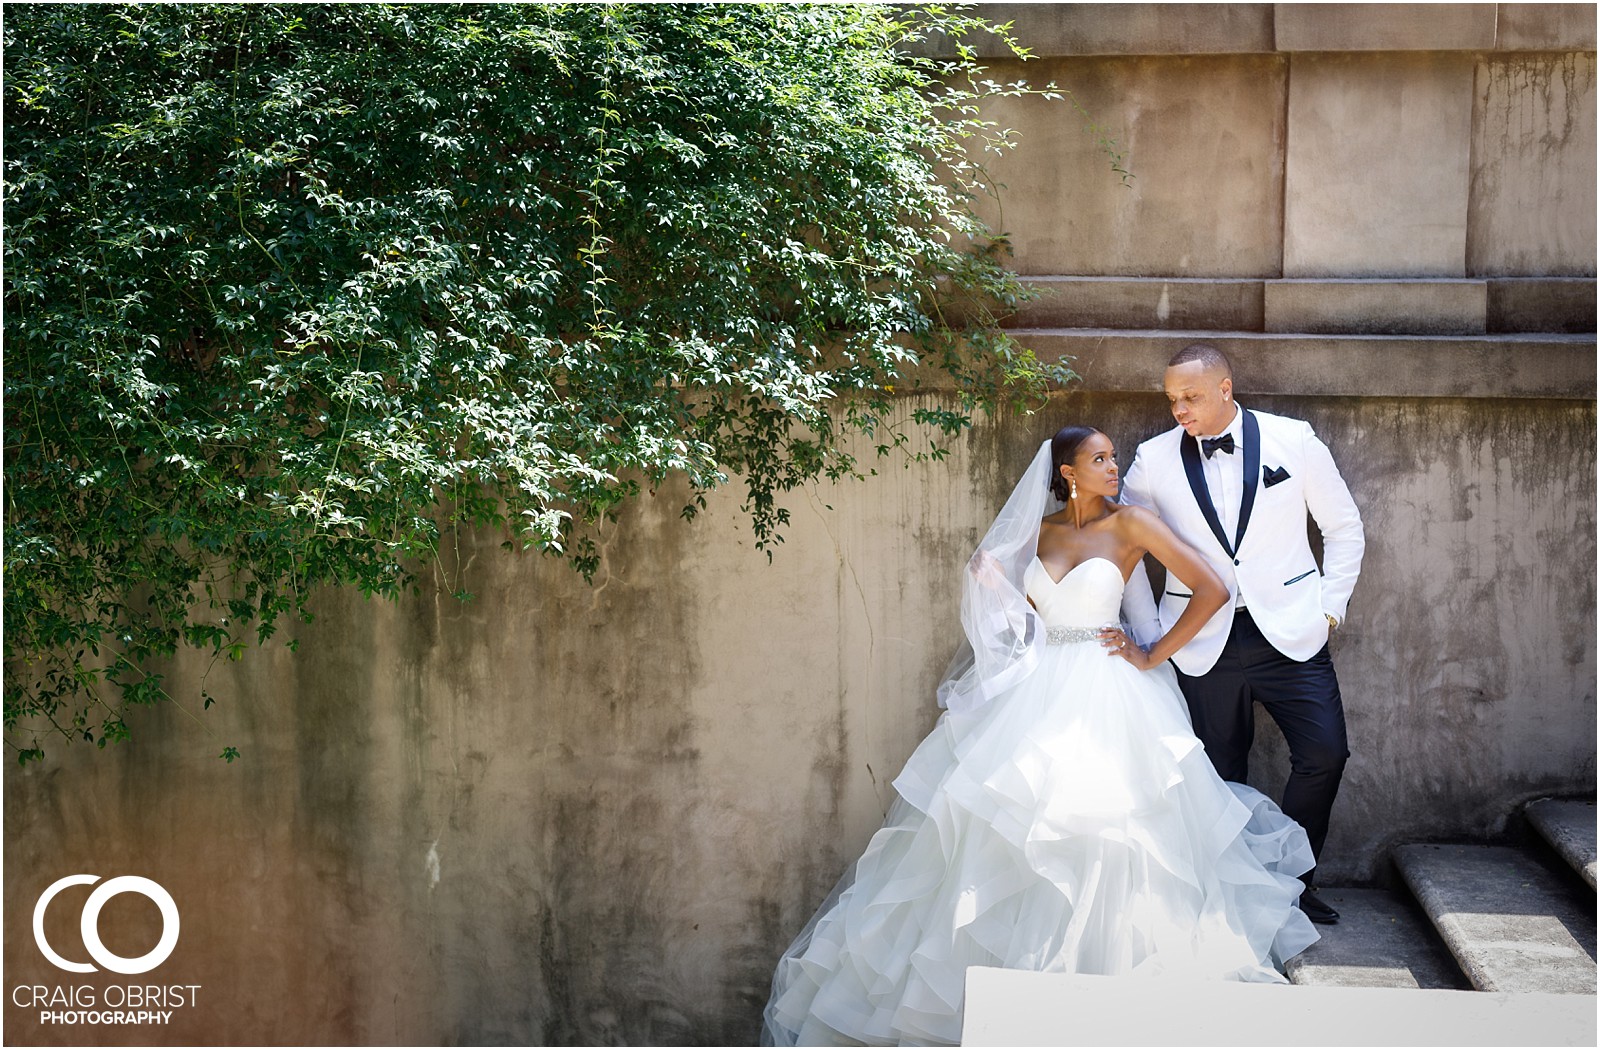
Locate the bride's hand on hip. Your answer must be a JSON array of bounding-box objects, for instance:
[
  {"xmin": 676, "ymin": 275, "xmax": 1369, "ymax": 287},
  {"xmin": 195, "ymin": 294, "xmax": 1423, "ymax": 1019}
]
[{"xmin": 1099, "ymin": 627, "xmax": 1155, "ymax": 671}]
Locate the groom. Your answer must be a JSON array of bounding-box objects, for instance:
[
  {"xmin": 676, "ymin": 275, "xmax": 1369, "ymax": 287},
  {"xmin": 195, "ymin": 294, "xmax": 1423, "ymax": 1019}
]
[{"xmin": 1120, "ymin": 344, "xmax": 1364, "ymax": 925}]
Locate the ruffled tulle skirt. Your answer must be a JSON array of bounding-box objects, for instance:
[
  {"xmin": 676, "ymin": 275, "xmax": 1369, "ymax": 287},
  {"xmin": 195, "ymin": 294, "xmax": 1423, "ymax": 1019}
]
[{"xmin": 761, "ymin": 643, "xmax": 1318, "ymax": 1046}]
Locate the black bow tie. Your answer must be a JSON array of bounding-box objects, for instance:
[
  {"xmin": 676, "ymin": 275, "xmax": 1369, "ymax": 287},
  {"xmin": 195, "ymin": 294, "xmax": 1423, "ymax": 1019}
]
[{"xmin": 1201, "ymin": 434, "xmax": 1235, "ymax": 458}]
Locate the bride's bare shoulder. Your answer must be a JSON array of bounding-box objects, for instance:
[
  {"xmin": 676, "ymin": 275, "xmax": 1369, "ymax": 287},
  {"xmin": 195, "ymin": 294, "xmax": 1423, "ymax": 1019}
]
[
  {"xmin": 1109, "ymin": 503, "xmax": 1156, "ymax": 524},
  {"xmin": 1106, "ymin": 503, "xmax": 1162, "ymax": 538}
]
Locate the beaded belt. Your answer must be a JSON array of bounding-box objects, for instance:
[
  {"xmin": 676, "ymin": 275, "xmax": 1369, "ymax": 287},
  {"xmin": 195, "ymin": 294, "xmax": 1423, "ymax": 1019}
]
[{"xmin": 1046, "ymin": 625, "xmax": 1102, "ymax": 645}]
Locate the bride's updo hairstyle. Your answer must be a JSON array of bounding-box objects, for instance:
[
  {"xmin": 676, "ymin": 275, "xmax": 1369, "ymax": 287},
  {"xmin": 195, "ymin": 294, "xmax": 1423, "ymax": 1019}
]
[{"xmin": 1049, "ymin": 425, "xmax": 1102, "ymax": 501}]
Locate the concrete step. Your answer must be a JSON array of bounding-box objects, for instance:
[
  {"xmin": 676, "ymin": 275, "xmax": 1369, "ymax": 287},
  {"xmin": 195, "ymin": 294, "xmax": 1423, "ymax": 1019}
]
[
  {"xmin": 1001, "ymin": 328, "xmax": 1596, "ymax": 398},
  {"xmin": 1000, "ymin": 275, "xmax": 1597, "ymax": 334},
  {"xmin": 1394, "ymin": 843, "xmax": 1597, "ymax": 995},
  {"xmin": 1526, "ymin": 798, "xmax": 1598, "ymax": 891},
  {"xmin": 1262, "ymin": 278, "xmax": 1486, "ymax": 335},
  {"xmin": 1489, "ymin": 277, "xmax": 1598, "ymax": 334},
  {"xmin": 1010, "ymin": 276, "xmax": 1264, "ymax": 332},
  {"xmin": 1285, "ymin": 887, "xmax": 1469, "ymax": 989}
]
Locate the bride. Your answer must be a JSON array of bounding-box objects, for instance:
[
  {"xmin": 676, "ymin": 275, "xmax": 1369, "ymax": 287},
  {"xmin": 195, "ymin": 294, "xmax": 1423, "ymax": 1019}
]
[{"xmin": 761, "ymin": 426, "xmax": 1318, "ymax": 1046}]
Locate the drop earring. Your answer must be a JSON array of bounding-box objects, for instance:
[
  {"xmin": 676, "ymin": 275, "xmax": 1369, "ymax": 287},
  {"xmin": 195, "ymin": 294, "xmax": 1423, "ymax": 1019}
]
[{"xmin": 1069, "ymin": 478, "xmax": 1078, "ymax": 500}]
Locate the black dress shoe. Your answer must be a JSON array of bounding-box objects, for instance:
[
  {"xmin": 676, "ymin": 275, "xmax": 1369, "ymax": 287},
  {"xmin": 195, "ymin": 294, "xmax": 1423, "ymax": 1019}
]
[{"xmin": 1298, "ymin": 887, "xmax": 1340, "ymax": 925}]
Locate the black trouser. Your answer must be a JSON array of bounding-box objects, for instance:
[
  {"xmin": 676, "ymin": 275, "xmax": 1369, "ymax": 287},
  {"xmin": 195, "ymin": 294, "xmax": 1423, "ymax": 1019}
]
[{"xmin": 1175, "ymin": 608, "xmax": 1349, "ymax": 887}]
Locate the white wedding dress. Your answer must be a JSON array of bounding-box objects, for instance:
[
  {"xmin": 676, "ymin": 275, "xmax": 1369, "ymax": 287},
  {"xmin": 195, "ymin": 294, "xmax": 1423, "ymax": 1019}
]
[{"xmin": 762, "ymin": 556, "xmax": 1319, "ymax": 1046}]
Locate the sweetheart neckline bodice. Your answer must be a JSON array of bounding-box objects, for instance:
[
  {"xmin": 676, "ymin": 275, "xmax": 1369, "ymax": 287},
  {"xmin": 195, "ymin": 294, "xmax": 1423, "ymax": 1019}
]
[
  {"xmin": 1025, "ymin": 555, "xmax": 1125, "ymax": 629},
  {"xmin": 1029, "ymin": 555, "xmax": 1125, "ymax": 588}
]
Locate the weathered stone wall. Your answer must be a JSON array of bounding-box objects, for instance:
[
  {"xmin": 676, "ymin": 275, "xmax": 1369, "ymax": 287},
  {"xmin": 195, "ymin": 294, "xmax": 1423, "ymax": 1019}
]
[
  {"xmin": 5, "ymin": 4, "xmax": 1595, "ymax": 1045},
  {"xmin": 966, "ymin": 3, "xmax": 1597, "ymax": 281},
  {"xmin": 6, "ymin": 388, "xmax": 1594, "ymax": 1044}
]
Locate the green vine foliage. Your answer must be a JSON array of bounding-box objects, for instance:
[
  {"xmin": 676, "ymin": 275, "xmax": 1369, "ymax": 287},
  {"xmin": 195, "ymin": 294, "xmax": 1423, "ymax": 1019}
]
[{"xmin": 4, "ymin": 3, "xmax": 1076, "ymax": 763}]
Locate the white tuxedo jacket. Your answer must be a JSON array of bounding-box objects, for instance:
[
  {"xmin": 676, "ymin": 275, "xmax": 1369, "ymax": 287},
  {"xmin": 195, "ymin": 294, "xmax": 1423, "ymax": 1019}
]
[{"xmin": 1120, "ymin": 407, "xmax": 1364, "ymax": 677}]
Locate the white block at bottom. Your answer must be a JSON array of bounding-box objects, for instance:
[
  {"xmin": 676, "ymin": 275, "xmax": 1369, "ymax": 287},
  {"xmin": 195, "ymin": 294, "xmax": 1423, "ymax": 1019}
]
[{"xmin": 961, "ymin": 967, "xmax": 1597, "ymax": 1047}]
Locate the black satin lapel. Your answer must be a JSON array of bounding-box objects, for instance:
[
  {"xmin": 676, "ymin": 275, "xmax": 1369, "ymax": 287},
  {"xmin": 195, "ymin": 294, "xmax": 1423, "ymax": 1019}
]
[
  {"xmin": 1236, "ymin": 410, "xmax": 1260, "ymax": 553},
  {"xmin": 1180, "ymin": 432, "xmax": 1234, "ymax": 556}
]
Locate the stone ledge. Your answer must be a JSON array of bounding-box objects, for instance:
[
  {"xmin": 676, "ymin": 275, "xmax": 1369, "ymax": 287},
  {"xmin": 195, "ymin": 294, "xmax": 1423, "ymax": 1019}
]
[
  {"xmin": 1526, "ymin": 799, "xmax": 1598, "ymax": 891},
  {"xmin": 1000, "ymin": 277, "xmax": 1600, "ymax": 335},
  {"xmin": 1284, "ymin": 887, "xmax": 1468, "ymax": 989},
  {"xmin": 963, "ymin": 967, "xmax": 1597, "ymax": 1045},
  {"xmin": 1274, "ymin": 3, "xmax": 1497, "ymax": 52},
  {"xmin": 1264, "ymin": 279, "xmax": 1487, "ymax": 335},
  {"xmin": 923, "ymin": 4, "xmax": 1598, "ymax": 57},
  {"xmin": 1005, "ymin": 329, "xmax": 1597, "ymax": 399},
  {"xmin": 921, "ymin": 3, "xmax": 1593, "ymax": 57},
  {"xmin": 1010, "ymin": 277, "xmax": 1265, "ymax": 331},
  {"xmin": 1487, "ymin": 278, "xmax": 1598, "ymax": 334},
  {"xmin": 919, "ymin": 4, "xmax": 1276, "ymax": 57},
  {"xmin": 1496, "ymin": 4, "xmax": 1599, "ymax": 51},
  {"xmin": 1394, "ymin": 843, "xmax": 1598, "ymax": 995}
]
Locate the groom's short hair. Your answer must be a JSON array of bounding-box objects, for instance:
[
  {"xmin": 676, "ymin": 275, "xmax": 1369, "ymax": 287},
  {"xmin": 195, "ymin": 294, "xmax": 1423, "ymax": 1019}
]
[{"xmin": 1168, "ymin": 343, "xmax": 1233, "ymax": 378}]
